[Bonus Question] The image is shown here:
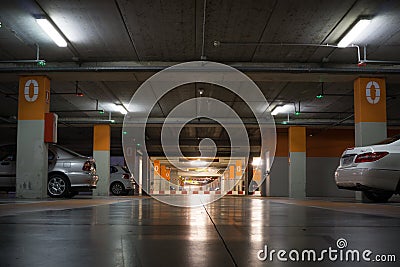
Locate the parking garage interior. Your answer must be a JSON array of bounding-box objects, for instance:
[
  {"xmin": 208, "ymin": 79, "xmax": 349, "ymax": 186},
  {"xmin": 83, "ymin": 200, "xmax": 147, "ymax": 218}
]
[{"xmin": 1, "ymin": 0, "xmax": 400, "ymax": 266}]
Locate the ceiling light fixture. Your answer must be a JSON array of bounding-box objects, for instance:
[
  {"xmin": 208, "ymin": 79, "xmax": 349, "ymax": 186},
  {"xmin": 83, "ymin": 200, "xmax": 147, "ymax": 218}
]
[
  {"xmin": 115, "ymin": 104, "xmax": 128, "ymax": 115},
  {"xmin": 36, "ymin": 18, "xmax": 67, "ymax": 47},
  {"xmin": 190, "ymin": 160, "xmax": 207, "ymax": 166},
  {"xmin": 271, "ymin": 104, "xmax": 294, "ymax": 116},
  {"xmin": 252, "ymin": 157, "xmax": 261, "ymax": 167},
  {"xmin": 337, "ymin": 19, "xmax": 371, "ymax": 48}
]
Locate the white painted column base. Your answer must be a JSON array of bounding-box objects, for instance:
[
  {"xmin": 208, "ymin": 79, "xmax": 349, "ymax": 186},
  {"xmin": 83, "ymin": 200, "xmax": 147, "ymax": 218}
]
[
  {"xmin": 289, "ymin": 152, "xmax": 306, "ymax": 199},
  {"xmin": 93, "ymin": 150, "xmax": 110, "ymax": 196},
  {"xmin": 16, "ymin": 120, "xmax": 48, "ymax": 199},
  {"xmin": 355, "ymin": 122, "xmax": 387, "ymax": 201}
]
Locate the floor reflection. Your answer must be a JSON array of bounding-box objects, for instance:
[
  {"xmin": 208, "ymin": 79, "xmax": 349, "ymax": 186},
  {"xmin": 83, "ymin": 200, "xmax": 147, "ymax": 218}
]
[{"xmin": 0, "ymin": 196, "xmax": 399, "ymax": 266}]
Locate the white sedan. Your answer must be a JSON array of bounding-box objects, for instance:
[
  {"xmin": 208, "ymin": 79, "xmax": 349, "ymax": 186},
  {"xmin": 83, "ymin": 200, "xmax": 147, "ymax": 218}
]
[
  {"xmin": 335, "ymin": 135, "xmax": 400, "ymax": 202},
  {"xmin": 110, "ymin": 165, "xmax": 136, "ymax": 196}
]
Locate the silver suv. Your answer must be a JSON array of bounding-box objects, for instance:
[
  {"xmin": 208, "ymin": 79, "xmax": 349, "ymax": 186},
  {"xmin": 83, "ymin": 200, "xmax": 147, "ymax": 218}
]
[{"xmin": 0, "ymin": 144, "xmax": 99, "ymax": 198}]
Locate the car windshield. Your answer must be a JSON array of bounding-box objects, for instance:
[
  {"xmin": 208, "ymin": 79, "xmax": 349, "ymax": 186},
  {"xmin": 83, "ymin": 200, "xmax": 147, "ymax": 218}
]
[{"xmin": 374, "ymin": 135, "xmax": 400, "ymax": 145}]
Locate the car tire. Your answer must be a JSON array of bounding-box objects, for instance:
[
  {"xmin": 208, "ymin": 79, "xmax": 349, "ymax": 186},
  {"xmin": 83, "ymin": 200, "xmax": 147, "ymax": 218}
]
[
  {"xmin": 363, "ymin": 191, "xmax": 393, "ymax": 203},
  {"xmin": 110, "ymin": 182, "xmax": 126, "ymax": 196},
  {"xmin": 47, "ymin": 174, "xmax": 70, "ymax": 198}
]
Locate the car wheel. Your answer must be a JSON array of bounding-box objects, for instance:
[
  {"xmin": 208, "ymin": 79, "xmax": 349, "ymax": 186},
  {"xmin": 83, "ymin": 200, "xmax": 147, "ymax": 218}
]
[
  {"xmin": 110, "ymin": 182, "xmax": 125, "ymax": 196},
  {"xmin": 47, "ymin": 174, "xmax": 70, "ymax": 198},
  {"xmin": 363, "ymin": 191, "xmax": 393, "ymax": 203}
]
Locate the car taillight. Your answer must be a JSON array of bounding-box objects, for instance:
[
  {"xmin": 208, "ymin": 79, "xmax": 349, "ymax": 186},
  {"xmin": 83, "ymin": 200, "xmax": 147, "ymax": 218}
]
[
  {"xmin": 122, "ymin": 173, "xmax": 130, "ymax": 179},
  {"xmin": 83, "ymin": 161, "xmax": 92, "ymax": 171},
  {"xmin": 354, "ymin": 152, "xmax": 389, "ymax": 163}
]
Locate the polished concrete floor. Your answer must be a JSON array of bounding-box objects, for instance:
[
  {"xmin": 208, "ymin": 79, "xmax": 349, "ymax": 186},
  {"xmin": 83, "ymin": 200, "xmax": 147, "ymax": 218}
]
[{"xmin": 0, "ymin": 195, "xmax": 399, "ymax": 267}]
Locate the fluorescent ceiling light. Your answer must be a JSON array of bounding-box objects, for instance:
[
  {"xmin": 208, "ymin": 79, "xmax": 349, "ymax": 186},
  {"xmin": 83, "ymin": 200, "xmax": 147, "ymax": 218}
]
[
  {"xmin": 190, "ymin": 160, "xmax": 207, "ymax": 166},
  {"xmin": 337, "ymin": 19, "xmax": 371, "ymax": 48},
  {"xmin": 116, "ymin": 104, "xmax": 128, "ymax": 115},
  {"xmin": 271, "ymin": 104, "xmax": 294, "ymax": 116},
  {"xmin": 36, "ymin": 18, "xmax": 67, "ymax": 47},
  {"xmin": 252, "ymin": 157, "xmax": 261, "ymax": 167}
]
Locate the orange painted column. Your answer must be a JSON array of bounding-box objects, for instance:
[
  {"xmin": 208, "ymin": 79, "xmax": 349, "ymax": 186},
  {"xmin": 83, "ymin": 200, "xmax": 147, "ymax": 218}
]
[
  {"xmin": 93, "ymin": 124, "xmax": 111, "ymax": 196},
  {"xmin": 354, "ymin": 78, "xmax": 387, "ymax": 201},
  {"xmin": 289, "ymin": 126, "xmax": 306, "ymax": 199},
  {"xmin": 16, "ymin": 76, "xmax": 51, "ymax": 198},
  {"xmin": 354, "ymin": 78, "xmax": 387, "ymax": 146}
]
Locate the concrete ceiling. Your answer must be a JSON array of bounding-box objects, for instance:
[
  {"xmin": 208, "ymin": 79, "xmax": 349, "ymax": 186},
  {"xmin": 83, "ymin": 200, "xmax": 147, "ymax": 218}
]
[{"xmin": 0, "ymin": 0, "xmax": 400, "ymax": 156}]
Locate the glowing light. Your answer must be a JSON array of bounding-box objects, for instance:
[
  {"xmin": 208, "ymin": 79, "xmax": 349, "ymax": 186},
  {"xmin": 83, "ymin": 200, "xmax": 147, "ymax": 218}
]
[
  {"xmin": 36, "ymin": 18, "xmax": 67, "ymax": 47},
  {"xmin": 337, "ymin": 19, "xmax": 371, "ymax": 48}
]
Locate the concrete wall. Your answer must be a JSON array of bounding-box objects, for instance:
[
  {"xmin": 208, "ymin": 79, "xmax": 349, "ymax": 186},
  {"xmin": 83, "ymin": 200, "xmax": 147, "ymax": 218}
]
[
  {"xmin": 269, "ymin": 157, "xmax": 289, "ymax": 197},
  {"xmin": 269, "ymin": 157, "xmax": 353, "ymax": 198},
  {"xmin": 269, "ymin": 129, "xmax": 359, "ymax": 198},
  {"xmin": 306, "ymin": 157, "xmax": 354, "ymax": 198}
]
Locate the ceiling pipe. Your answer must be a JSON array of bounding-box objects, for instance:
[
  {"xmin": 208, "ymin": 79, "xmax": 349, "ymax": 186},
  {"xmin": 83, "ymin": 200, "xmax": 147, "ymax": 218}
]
[
  {"xmin": 58, "ymin": 117, "xmax": 118, "ymax": 124},
  {"xmin": 1, "ymin": 64, "xmax": 400, "ymax": 74},
  {"xmin": 357, "ymin": 45, "xmax": 400, "ymax": 65},
  {"xmin": 0, "ymin": 117, "xmax": 16, "ymax": 123},
  {"xmin": 214, "ymin": 42, "xmax": 341, "ymax": 48},
  {"xmin": 51, "ymin": 109, "xmax": 104, "ymax": 113},
  {"xmin": 215, "ymin": 41, "xmax": 400, "ymax": 66},
  {"xmin": 0, "ymin": 44, "xmax": 46, "ymax": 65},
  {"xmin": 200, "ymin": 0, "xmax": 207, "ymax": 60},
  {"xmin": 2, "ymin": 116, "xmax": 400, "ymax": 126}
]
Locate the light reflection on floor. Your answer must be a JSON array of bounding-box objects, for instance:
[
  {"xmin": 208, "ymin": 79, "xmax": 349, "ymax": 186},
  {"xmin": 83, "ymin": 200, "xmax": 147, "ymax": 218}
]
[{"xmin": 0, "ymin": 196, "xmax": 399, "ymax": 266}]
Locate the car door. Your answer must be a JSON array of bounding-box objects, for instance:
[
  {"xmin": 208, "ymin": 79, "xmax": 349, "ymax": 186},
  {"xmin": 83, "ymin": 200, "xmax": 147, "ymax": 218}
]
[{"xmin": 0, "ymin": 153, "xmax": 16, "ymax": 188}]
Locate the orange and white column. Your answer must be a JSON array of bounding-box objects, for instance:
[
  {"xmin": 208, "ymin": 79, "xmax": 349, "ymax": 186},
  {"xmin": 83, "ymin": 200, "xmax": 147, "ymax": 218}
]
[
  {"xmin": 354, "ymin": 78, "xmax": 387, "ymax": 200},
  {"xmin": 288, "ymin": 126, "xmax": 306, "ymax": 199},
  {"xmin": 93, "ymin": 124, "xmax": 110, "ymax": 196},
  {"xmin": 354, "ymin": 78, "xmax": 387, "ymax": 145},
  {"xmin": 16, "ymin": 76, "xmax": 50, "ymax": 198}
]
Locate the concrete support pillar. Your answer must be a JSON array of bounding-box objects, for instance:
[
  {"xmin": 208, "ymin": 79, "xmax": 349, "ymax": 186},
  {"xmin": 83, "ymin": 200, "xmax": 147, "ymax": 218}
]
[
  {"xmin": 134, "ymin": 151, "xmax": 143, "ymax": 195},
  {"xmin": 142, "ymin": 156, "xmax": 150, "ymax": 194},
  {"xmin": 245, "ymin": 157, "xmax": 252, "ymax": 195},
  {"xmin": 289, "ymin": 126, "xmax": 306, "ymax": 199},
  {"xmin": 93, "ymin": 124, "xmax": 110, "ymax": 196},
  {"xmin": 354, "ymin": 78, "xmax": 387, "ymax": 201},
  {"xmin": 260, "ymin": 152, "xmax": 271, "ymax": 197},
  {"xmin": 16, "ymin": 76, "xmax": 50, "ymax": 199}
]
